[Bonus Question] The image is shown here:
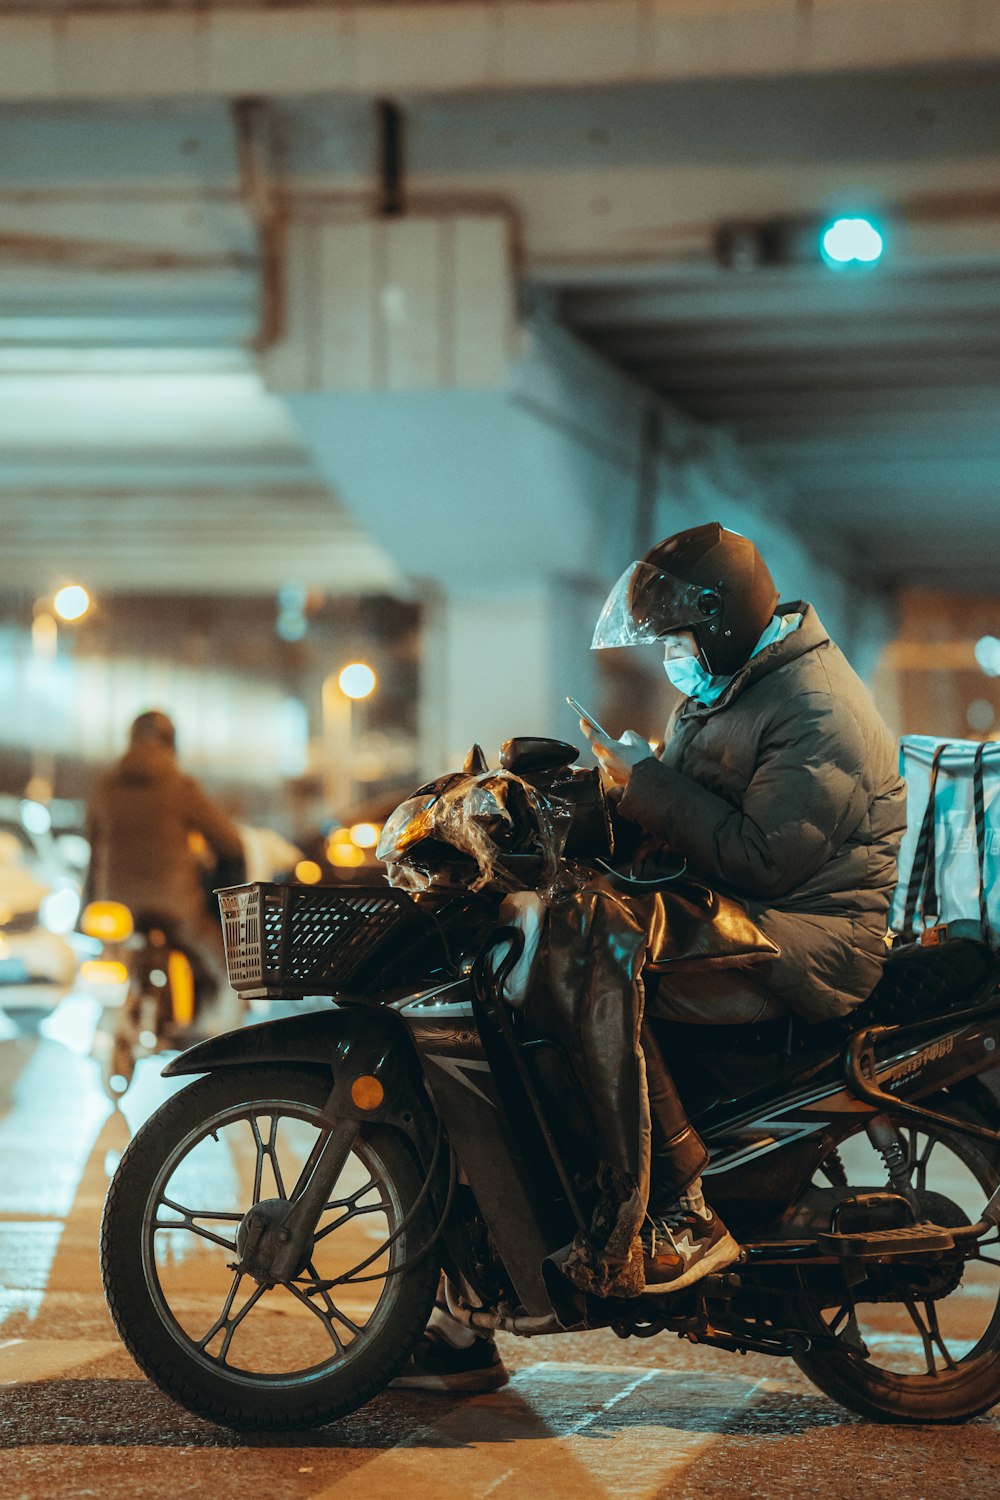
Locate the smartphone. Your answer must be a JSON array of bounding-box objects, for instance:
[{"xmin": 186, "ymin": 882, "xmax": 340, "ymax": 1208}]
[{"xmin": 566, "ymin": 694, "xmax": 613, "ymax": 741}]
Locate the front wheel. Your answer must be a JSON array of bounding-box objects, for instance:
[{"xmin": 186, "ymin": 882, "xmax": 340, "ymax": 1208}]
[
  {"xmin": 100, "ymin": 1065, "xmax": 440, "ymax": 1429},
  {"xmin": 791, "ymin": 1099, "xmax": 1000, "ymax": 1424}
]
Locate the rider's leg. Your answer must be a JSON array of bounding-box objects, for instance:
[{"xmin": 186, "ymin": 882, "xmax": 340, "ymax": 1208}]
[
  {"xmin": 639, "ymin": 1015, "xmax": 740, "ymax": 1290},
  {"xmin": 642, "ymin": 1019, "xmax": 709, "ymax": 1210}
]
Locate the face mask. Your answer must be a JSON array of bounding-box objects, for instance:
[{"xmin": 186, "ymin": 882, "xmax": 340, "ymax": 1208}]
[{"xmin": 663, "ymin": 653, "xmax": 728, "ymax": 705}]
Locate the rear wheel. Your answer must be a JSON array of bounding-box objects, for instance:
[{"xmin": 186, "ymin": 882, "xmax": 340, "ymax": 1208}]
[
  {"xmin": 792, "ymin": 1099, "xmax": 1000, "ymax": 1424},
  {"xmin": 101, "ymin": 1065, "xmax": 440, "ymax": 1428}
]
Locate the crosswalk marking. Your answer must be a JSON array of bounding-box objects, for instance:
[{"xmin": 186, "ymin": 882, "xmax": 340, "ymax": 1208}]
[
  {"xmin": 0, "ymin": 1337, "xmax": 119, "ymax": 1384},
  {"xmin": 314, "ymin": 1363, "xmax": 766, "ymax": 1500}
]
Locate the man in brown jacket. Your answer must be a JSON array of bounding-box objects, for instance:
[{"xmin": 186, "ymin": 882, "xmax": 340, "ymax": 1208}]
[
  {"xmin": 580, "ymin": 521, "xmax": 907, "ymax": 1292},
  {"xmin": 85, "ymin": 710, "xmax": 246, "ymax": 1029}
]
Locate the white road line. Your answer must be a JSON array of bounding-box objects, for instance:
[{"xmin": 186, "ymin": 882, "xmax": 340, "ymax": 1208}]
[{"xmin": 312, "ymin": 1361, "xmax": 766, "ymax": 1500}]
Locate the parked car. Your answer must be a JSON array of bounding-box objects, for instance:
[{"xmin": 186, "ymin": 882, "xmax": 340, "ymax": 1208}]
[{"xmin": 0, "ymin": 797, "xmax": 81, "ymax": 992}]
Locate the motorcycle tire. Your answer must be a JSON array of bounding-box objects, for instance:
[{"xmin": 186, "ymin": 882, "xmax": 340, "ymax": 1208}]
[
  {"xmin": 100, "ymin": 1064, "xmax": 441, "ymax": 1429},
  {"xmin": 791, "ymin": 1095, "xmax": 1000, "ymax": 1424}
]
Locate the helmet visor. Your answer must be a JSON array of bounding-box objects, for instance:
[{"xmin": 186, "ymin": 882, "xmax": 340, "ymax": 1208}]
[{"xmin": 591, "ymin": 561, "xmax": 721, "ymax": 649}]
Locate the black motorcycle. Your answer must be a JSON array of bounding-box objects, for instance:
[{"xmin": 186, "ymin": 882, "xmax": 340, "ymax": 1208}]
[{"xmin": 100, "ymin": 738, "xmax": 1000, "ymax": 1429}]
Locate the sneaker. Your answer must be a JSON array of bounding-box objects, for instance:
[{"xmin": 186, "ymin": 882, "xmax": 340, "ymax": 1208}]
[
  {"xmin": 388, "ymin": 1331, "xmax": 510, "ymax": 1393},
  {"xmin": 641, "ymin": 1203, "xmax": 741, "ymax": 1293}
]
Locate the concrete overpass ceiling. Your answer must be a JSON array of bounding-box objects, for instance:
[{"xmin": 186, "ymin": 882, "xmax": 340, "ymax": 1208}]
[
  {"xmin": 2, "ymin": 10, "xmax": 1000, "ymax": 601},
  {"xmin": 0, "ymin": 99, "xmax": 404, "ymax": 599},
  {"xmin": 559, "ymin": 251, "xmax": 1000, "ymax": 592},
  {"xmin": 270, "ymin": 65, "xmax": 1000, "ymax": 595},
  {"xmin": 0, "ymin": 343, "xmax": 406, "ymax": 597}
]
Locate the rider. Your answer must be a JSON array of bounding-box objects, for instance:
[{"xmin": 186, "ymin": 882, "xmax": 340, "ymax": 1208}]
[
  {"xmin": 583, "ymin": 521, "xmax": 906, "ymax": 1290},
  {"xmin": 393, "ymin": 522, "xmax": 904, "ymax": 1390},
  {"xmin": 84, "ymin": 709, "xmax": 246, "ymax": 1037}
]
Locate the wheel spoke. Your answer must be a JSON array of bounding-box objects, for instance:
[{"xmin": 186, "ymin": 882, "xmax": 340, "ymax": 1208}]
[
  {"xmin": 246, "ymin": 1111, "xmax": 293, "ymax": 1203},
  {"xmin": 902, "ymin": 1297, "xmax": 938, "ymax": 1375},
  {"xmin": 901, "ymin": 1296, "xmax": 958, "ymax": 1376},
  {"xmin": 828, "ymin": 1301, "xmax": 853, "ymax": 1336},
  {"xmin": 270, "ymin": 1118, "xmax": 288, "ymax": 1199},
  {"xmin": 249, "ymin": 1115, "xmax": 266, "ymax": 1203},
  {"xmin": 924, "ymin": 1297, "xmax": 959, "ymax": 1372},
  {"xmin": 908, "ymin": 1129, "xmax": 935, "ymax": 1196},
  {"xmin": 303, "ymin": 1257, "xmax": 364, "ymax": 1336},
  {"xmin": 283, "ymin": 1278, "xmax": 347, "ymax": 1355},
  {"xmin": 196, "ymin": 1272, "xmax": 269, "ymax": 1366},
  {"xmin": 154, "ymin": 1196, "xmax": 238, "ymax": 1252},
  {"xmin": 326, "ymin": 1175, "xmax": 379, "ymax": 1211},
  {"xmin": 313, "ymin": 1202, "xmax": 388, "ymax": 1240}
]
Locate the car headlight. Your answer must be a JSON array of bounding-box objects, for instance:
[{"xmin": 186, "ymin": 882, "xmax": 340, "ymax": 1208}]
[{"xmin": 40, "ymin": 887, "xmax": 81, "ymax": 935}]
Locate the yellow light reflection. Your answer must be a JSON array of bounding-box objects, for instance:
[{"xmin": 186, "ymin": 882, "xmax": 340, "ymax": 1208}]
[{"xmin": 295, "ymin": 860, "xmax": 323, "ymax": 885}]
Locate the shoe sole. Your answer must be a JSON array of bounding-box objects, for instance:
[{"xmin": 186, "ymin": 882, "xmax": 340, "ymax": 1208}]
[
  {"xmin": 641, "ymin": 1232, "xmax": 741, "ymax": 1294},
  {"xmin": 387, "ymin": 1368, "xmax": 510, "ymax": 1393}
]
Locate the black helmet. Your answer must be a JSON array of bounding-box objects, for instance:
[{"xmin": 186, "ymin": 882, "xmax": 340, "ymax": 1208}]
[
  {"xmin": 129, "ymin": 709, "xmax": 176, "ymax": 751},
  {"xmin": 592, "ymin": 522, "xmax": 779, "ymax": 676}
]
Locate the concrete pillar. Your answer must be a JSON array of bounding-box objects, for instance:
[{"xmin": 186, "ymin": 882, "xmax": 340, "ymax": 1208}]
[
  {"xmin": 417, "ymin": 574, "xmax": 606, "ymax": 778},
  {"xmin": 277, "ymin": 315, "xmax": 896, "ymax": 773}
]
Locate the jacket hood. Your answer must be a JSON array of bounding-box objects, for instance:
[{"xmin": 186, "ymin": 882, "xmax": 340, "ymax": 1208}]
[
  {"xmin": 116, "ymin": 741, "xmax": 177, "ymax": 786},
  {"xmin": 680, "ymin": 602, "xmax": 827, "ymax": 719}
]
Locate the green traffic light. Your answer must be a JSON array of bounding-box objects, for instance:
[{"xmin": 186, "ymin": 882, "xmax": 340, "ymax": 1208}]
[{"xmin": 820, "ymin": 216, "xmax": 885, "ymax": 267}]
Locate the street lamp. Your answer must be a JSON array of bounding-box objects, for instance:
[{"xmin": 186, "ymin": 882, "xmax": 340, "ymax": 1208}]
[
  {"xmin": 338, "ymin": 662, "xmax": 377, "ymax": 700},
  {"xmin": 53, "ymin": 584, "xmax": 91, "ymax": 623},
  {"xmin": 27, "ymin": 583, "xmax": 93, "ymax": 802},
  {"xmin": 321, "ymin": 661, "xmax": 377, "ymax": 817}
]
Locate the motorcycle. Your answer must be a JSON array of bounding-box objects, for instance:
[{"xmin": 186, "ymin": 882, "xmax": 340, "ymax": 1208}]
[
  {"xmin": 100, "ymin": 737, "xmax": 1000, "ymax": 1429},
  {"xmin": 80, "ymin": 900, "xmax": 202, "ymax": 1099}
]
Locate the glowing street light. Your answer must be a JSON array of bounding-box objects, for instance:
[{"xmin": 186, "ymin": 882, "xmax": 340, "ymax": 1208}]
[
  {"xmin": 338, "ymin": 662, "xmax": 377, "ymax": 700},
  {"xmin": 322, "ymin": 662, "xmax": 378, "ymax": 816},
  {"xmin": 53, "ymin": 584, "xmax": 91, "ymax": 622},
  {"xmin": 27, "ymin": 583, "xmax": 94, "ymax": 802}
]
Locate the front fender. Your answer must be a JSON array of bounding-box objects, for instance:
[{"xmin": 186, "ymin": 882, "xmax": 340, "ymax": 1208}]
[{"xmin": 162, "ymin": 1004, "xmax": 440, "ymax": 1168}]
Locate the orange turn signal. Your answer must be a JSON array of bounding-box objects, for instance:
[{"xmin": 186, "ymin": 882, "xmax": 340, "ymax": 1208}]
[{"xmin": 350, "ymin": 1075, "xmax": 385, "ymax": 1111}]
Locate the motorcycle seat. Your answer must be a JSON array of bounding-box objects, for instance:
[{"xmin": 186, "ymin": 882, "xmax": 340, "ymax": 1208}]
[
  {"xmin": 653, "ymin": 938, "xmax": 1000, "ymax": 1113},
  {"xmin": 847, "ymin": 936, "xmax": 1000, "ymax": 1031}
]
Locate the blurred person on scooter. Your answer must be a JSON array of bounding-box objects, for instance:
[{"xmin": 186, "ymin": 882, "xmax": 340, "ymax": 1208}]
[{"xmin": 84, "ymin": 709, "xmax": 246, "ymax": 1039}]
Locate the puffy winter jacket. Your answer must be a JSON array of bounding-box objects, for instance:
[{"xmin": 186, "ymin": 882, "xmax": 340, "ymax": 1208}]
[
  {"xmin": 617, "ymin": 604, "xmax": 906, "ymax": 1021},
  {"xmin": 85, "ymin": 741, "xmax": 244, "ymax": 924}
]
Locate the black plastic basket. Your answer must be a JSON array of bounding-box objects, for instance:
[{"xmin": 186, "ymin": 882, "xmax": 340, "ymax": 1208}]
[{"xmin": 218, "ymin": 882, "xmax": 429, "ymax": 999}]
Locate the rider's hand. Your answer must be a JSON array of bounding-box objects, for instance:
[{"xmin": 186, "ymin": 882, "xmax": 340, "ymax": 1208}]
[{"xmin": 579, "ymin": 722, "xmax": 654, "ymax": 786}]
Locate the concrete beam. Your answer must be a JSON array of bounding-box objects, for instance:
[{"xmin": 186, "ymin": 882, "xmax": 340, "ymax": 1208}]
[{"xmin": 3, "ymin": 2, "xmax": 1000, "ymax": 104}]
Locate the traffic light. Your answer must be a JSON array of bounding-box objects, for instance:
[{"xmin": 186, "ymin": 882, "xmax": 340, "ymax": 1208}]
[
  {"xmin": 715, "ymin": 212, "xmax": 887, "ymax": 271},
  {"xmin": 819, "ymin": 216, "xmax": 885, "ymax": 267}
]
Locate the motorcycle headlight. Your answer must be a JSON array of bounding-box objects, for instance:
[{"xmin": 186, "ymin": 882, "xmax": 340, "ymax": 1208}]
[{"xmin": 375, "ymin": 795, "xmax": 439, "ymax": 863}]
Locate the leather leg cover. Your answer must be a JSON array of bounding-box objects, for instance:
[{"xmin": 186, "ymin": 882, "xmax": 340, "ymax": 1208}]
[{"xmin": 530, "ymin": 882, "xmax": 653, "ymax": 1296}]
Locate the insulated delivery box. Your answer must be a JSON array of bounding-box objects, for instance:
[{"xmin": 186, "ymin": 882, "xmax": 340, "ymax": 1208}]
[{"xmin": 891, "ymin": 734, "xmax": 1000, "ymax": 945}]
